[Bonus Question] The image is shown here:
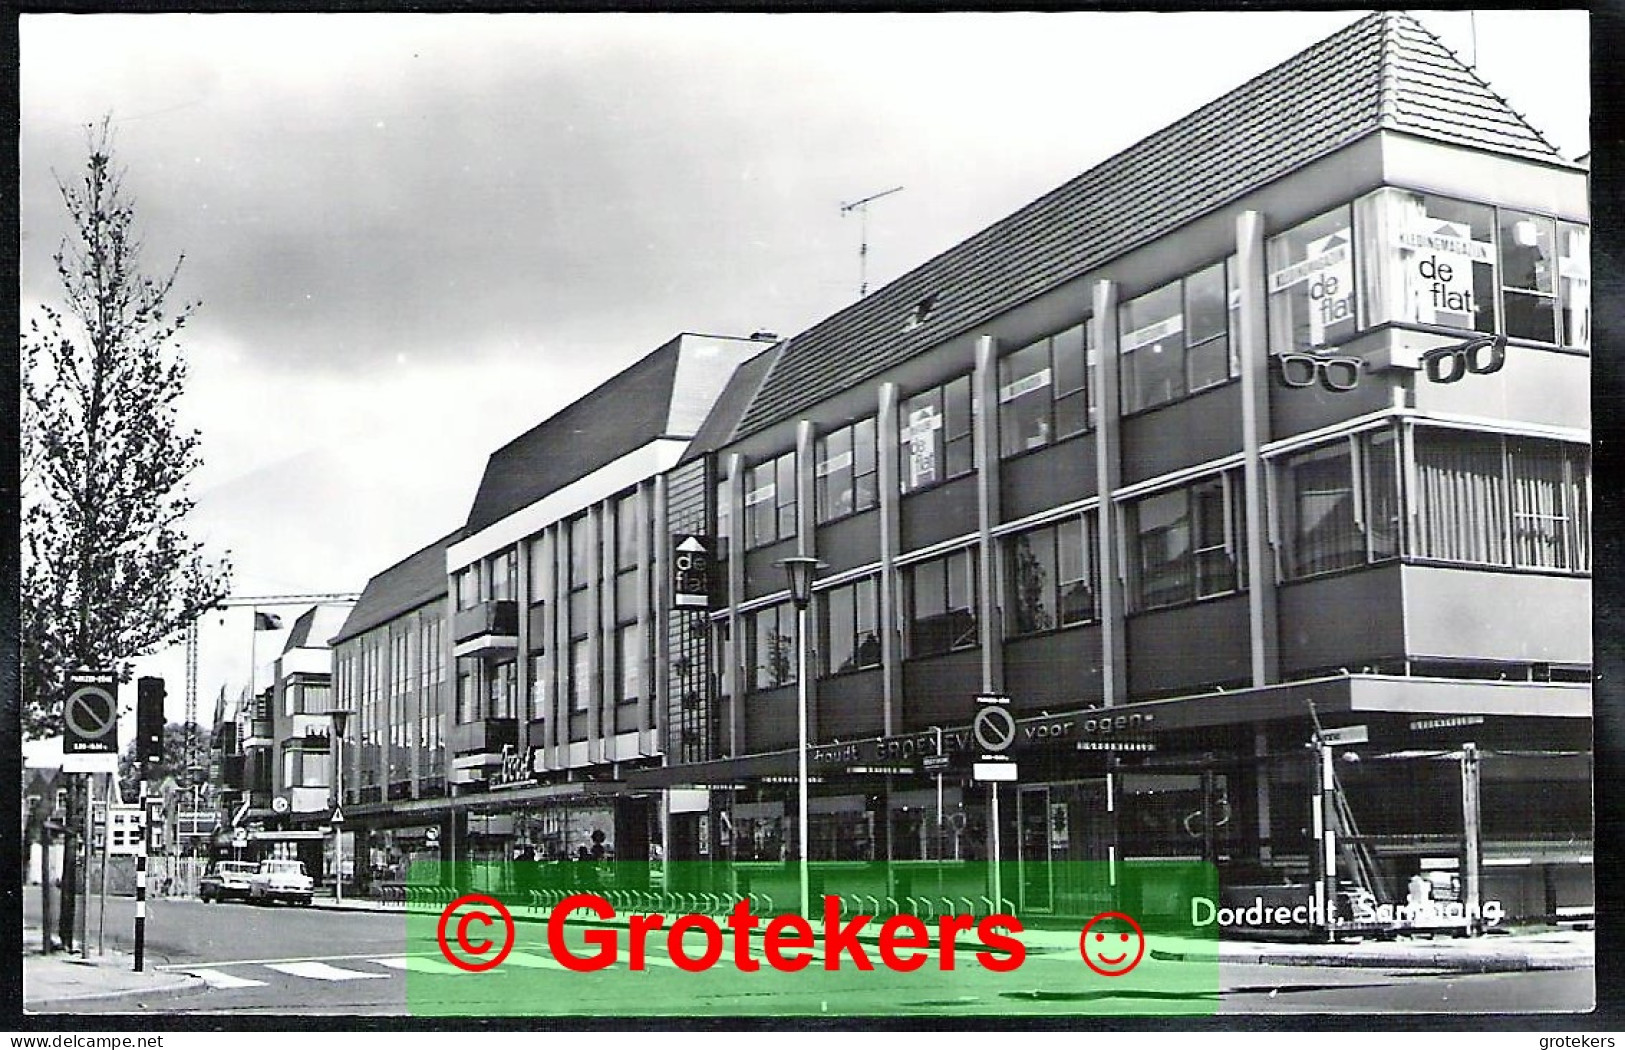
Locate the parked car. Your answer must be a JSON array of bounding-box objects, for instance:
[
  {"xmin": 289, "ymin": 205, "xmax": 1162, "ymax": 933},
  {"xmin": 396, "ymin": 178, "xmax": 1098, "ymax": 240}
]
[
  {"xmin": 248, "ymin": 859, "xmax": 314, "ymax": 906},
  {"xmin": 200, "ymin": 860, "xmax": 260, "ymax": 904}
]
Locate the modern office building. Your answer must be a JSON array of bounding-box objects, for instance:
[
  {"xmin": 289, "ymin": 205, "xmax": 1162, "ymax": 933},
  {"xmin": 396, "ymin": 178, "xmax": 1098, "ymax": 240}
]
[
  {"xmin": 633, "ymin": 12, "xmax": 1591, "ymax": 923},
  {"xmin": 330, "ymin": 533, "xmax": 456, "ymax": 886},
  {"xmin": 330, "ymin": 333, "xmax": 771, "ymax": 888}
]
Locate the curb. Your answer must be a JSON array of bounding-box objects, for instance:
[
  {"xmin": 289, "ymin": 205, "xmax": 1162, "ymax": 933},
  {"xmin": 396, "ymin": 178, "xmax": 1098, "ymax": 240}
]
[
  {"xmin": 23, "ymin": 971, "xmax": 206, "ymax": 1011},
  {"xmin": 1147, "ymin": 946, "xmax": 1592, "ymax": 973}
]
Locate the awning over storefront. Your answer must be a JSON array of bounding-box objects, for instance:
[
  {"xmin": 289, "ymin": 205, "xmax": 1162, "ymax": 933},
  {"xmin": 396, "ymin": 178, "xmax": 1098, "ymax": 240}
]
[{"xmin": 627, "ymin": 674, "xmax": 1590, "ymax": 789}]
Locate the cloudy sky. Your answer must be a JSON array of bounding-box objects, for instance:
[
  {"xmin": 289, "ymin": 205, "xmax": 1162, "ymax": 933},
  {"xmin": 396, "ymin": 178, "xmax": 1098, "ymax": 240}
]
[{"xmin": 18, "ymin": 10, "xmax": 1589, "ymax": 732}]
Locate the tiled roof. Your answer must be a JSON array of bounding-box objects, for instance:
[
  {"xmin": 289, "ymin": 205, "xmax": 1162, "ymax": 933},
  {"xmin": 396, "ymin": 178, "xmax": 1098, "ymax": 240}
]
[
  {"xmin": 329, "ymin": 532, "xmax": 457, "ymax": 645},
  {"xmin": 735, "ymin": 11, "xmax": 1570, "ymax": 437}
]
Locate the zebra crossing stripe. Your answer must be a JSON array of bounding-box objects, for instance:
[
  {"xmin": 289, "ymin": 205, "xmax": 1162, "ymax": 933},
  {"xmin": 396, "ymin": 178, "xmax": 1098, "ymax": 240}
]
[
  {"xmin": 371, "ymin": 956, "xmax": 466, "ymax": 975},
  {"xmin": 188, "ymin": 968, "xmax": 269, "ymax": 989},
  {"xmin": 265, "ymin": 960, "xmax": 391, "ymax": 981}
]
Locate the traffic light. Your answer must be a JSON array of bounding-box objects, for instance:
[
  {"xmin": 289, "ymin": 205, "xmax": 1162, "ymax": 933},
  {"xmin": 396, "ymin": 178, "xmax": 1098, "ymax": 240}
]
[{"xmin": 137, "ymin": 676, "xmax": 166, "ymax": 765}]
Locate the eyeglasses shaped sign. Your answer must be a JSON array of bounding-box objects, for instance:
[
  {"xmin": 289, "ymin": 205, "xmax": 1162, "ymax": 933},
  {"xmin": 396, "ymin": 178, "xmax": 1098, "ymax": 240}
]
[
  {"xmin": 1276, "ymin": 353, "xmax": 1363, "ymax": 392},
  {"xmin": 1421, "ymin": 334, "xmax": 1506, "ymax": 384}
]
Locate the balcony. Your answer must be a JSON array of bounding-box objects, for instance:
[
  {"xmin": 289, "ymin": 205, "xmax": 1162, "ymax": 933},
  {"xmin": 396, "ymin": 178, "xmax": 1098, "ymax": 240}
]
[
  {"xmin": 449, "ymin": 717, "xmax": 518, "ymax": 758},
  {"xmin": 453, "ymin": 600, "xmax": 519, "ymax": 657}
]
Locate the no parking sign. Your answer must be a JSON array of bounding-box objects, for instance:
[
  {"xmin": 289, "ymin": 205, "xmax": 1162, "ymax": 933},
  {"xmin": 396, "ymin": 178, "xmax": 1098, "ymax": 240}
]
[{"xmin": 62, "ymin": 669, "xmax": 119, "ymax": 774}]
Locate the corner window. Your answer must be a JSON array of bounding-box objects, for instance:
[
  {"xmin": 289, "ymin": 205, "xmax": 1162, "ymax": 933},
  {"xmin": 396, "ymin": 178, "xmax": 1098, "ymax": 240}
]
[
  {"xmin": 900, "ymin": 375, "xmax": 974, "ymax": 493},
  {"xmin": 905, "ymin": 549, "xmax": 979, "ymax": 658},
  {"xmin": 745, "ymin": 450, "xmax": 797, "ymax": 548},
  {"xmin": 998, "ymin": 322, "xmax": 1089, "ymax": 457},
  {"xmin": 1128, "ymin": 472, "xmax": 1247, "ymax": 610},
  {"xmin": 1412, "ymin": 430, "xmax": 1589, "ymax": 573},
  {"xmin": 816, "ymin": 418, "xmax": 878, "ymax": 522},
  {"xmin": 1558, "ymin": 222, "xmax": 1590, "ymax": 351},
  {"xmin": 1004, "ymin": 513, "xmax": 1098, "ymax": 637},
  {"xmin": 820, "ymin": 576, "xmax": 880, "ymax": 675},
  {"xmin": 1498, "ymin": 210, "xmax": 1559, "ymax": 345},
  {"xmin": 1119, "ymin": 260, "xmax": 1236, "ymax": 414},
  {"xmin": 747, "ymin": 603, "xmax": 798, "ymax": 690},
  {"xmin": 1267, "ymin": 205, "xmax": 1357, "ymax": 353},
  {"xmin": 1356, "ymin": 188, "xmax": 1496, "ymax": 335}
]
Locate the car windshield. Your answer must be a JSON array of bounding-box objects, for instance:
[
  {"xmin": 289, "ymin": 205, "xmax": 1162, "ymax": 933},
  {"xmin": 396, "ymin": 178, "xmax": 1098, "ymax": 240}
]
[{"xmin": 219, "ymin": 863, "xmax": 256, "ymax": 874}]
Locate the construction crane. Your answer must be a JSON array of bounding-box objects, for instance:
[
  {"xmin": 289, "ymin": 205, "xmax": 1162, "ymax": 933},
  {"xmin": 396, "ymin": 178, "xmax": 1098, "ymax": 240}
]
[
  {"xmin": 183, "ymin": 593, "xmax": 362, "ymax": 784},
  {"xmin": 840, "ymin": 185, "xmax": 904, "ymax": 299}
]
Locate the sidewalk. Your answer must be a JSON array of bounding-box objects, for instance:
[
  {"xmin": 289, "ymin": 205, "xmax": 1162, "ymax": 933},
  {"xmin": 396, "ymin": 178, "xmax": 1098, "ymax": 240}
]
[
  {"xmin": 22, "ymin": 924, "xmax": 204, "ymax": 1012},
  {"xmin": 306, "ymin": 894, "xmax": 1595, "ymax": 974}
]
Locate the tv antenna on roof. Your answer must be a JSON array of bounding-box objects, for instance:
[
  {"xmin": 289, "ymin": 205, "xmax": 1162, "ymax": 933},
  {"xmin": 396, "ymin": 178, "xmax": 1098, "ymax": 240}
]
[{"xmin": 841, "ymin": 185, "xmax": 904, "ymax": 299}]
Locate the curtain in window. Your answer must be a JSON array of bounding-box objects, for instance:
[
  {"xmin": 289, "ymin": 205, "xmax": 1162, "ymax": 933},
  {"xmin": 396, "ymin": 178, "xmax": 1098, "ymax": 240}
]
[
  {"xmin": 1413, "ymin": 431, "xmax": 1508, "ymax": 565},
  {"xmin": 1509, "ymin": 441, "xmax": 1576, "ymax": 570},
  {"xmin": 1287, "ymin": 444, "xmax": 1361, "ymax": 576}
]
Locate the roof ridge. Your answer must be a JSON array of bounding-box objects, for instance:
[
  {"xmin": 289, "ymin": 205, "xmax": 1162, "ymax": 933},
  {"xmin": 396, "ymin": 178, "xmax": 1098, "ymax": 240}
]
[{"xmin": 1388, "ymin": 10, "xmax": 1566, "ymax": 158}]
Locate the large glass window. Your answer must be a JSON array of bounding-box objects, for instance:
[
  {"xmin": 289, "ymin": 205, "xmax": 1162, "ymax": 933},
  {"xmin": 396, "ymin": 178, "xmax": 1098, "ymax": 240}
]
[
  {"xmin": 820, "ymin": 576, "xmax": 881, "ymax": 675},
  {"xmin": 570, "ymin": 639, "xmax": 591, "ymax": 713},
  {"xmin": 747, "ymin": 603, "xmax": 798, "ymax": 690},
  {"xmin": 1356, "ymin": 189, "xmax": 1496, "ymax": 335},
  {"xmin": 616, "ymin": 623, "xmax": 642, "ymax": 703},
  {"xmin": 1268, "ymin": 205, "xmax": 1357, "ymax": 353},
  {"xmin": 816, "ymin": 418, "xmax": 878, "ymax": 522},
  {"xmin": 490, "ymin": 550, "xmax": 517, "ymax": 603},
  {"xmin": 1499, "ymin": 210, "xmax": 1559, "ymax": 344},
  {"xmin": 1412, "ymin": 430, "xmax": 1589, "ymax": 572},
  {"xmin": 998, "ymin": 322, "xmax": 1089, "ymax": 457},
  {"xmin": 1120, "ymin": 260, "xmax": 1235, "ymax": 413},
  {"xmin": 745, "ymin": 451, "xmax": 797, "ymax": 548},
  {"xmin": 905, "ymin": 549, "xmax": 979, "ymax": 657},
  {"xmin": 1129, "ymin": 472, "xmax": 1246, "ymax": 610},
  {"xmin": 1558, "ymin": 222, "xmax": 1590, "ymax": 350},
  {"xmin": 489, "ymin": 660, "xmax": 517, "ymax": 719},
  {"xmin": 1279, "ymin": 430, "xmax": 1401, "ymax": 579},
  {"xmin": 1005, "ymin": 514, "xmax": 1097, "ymax": 636},
  {"xmin": 456, "ymin": 567, "xmax": 480, "ymax": 610},
  {"xmin": 900, "ymin": 375, "xmax": 974, "ymax": 493}
]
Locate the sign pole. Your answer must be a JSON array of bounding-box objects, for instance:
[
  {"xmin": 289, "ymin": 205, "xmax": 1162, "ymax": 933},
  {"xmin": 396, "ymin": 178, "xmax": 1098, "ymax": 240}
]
[
  {"xmin": 79, "ymin": 774, "xmax": 93, "ymax": 955},
  {"xmin": 135, "ymin": 771, "xmax": 147, "ymax": 972},
  {"xmin": 98, "ymin": 773, "xmax": 112, "ymax": 955},
  {"xmin": 989, "ymin": 781, "xmax": 1002, "ymax": 914}
]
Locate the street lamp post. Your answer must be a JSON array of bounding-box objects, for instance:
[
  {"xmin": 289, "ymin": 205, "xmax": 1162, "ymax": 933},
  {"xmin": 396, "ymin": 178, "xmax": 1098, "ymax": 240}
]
[
  {"xmin": 329, "ymin": 709, "xmax": 351, "ymax": 904},
  {"xmin": 777, "ymin": 556, "xmax": 824, "ymax": 921}
]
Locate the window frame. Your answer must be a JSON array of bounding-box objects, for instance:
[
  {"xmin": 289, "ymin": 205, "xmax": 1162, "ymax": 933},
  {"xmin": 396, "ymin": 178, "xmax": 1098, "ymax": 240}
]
[
  {"xmin": 819, "ymin": 575, "xmax": 882, "ymax": 676},
  {"xmin": 746, "ymin": 602, "xmax": 799, "ymax": 691},
  {"xmin": 816, "ymin": 417, "xmax": 879, "ymax": 523},
  {"xmin": 900, "ymin": 373, "xmax": 975, "ymax": 495},
  {"xmin": 1127, "ymin": 471, "xmax": 1248, "ymax": 612},
  {"xmin": 904, "ymin": 548, "xmax": 980, "ymax": 658},
  {"xmin": 744, "ymin": 450, "xmax": 798, "ymax": 549},
  {"xmin": 1119, "ymin": 258, "xmax": 1238, "ymax": 415},
  {"xmin": 1004, "ymin": 513, "xmax": 1098, "ymax": 638}
]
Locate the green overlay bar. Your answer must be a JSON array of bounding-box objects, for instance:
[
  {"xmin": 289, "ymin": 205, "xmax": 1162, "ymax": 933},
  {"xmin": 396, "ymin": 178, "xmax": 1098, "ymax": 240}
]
[{"xmin": 403, "ymin": 860, "xmax": 1218, "ymax": 1018}]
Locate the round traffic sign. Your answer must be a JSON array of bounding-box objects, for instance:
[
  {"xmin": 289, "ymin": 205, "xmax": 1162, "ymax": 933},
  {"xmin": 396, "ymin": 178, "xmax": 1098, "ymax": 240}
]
[
  {"xmin": 973, "ymin": 705, "xmax": 1017, "ymax": 753},
  {"xmin": 65, "ymin": 685, "xmax": 118, "ymax": 743}
]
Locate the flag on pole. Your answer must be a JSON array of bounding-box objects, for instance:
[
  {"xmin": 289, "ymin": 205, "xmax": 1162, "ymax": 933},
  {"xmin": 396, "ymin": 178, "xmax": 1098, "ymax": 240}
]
[{"xmin": 253, "ymin": 611, "xmax": 283, "ymax": 630}]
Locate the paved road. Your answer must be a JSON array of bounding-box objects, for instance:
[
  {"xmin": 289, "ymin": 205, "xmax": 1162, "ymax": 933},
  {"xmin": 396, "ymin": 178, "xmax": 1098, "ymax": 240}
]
[{"xmin": 35, "ymin": 895, "xmax": 1594, "ymax": 1018}]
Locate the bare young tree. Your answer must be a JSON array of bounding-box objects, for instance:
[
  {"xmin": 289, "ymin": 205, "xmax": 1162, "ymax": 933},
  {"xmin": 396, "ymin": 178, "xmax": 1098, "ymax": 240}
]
[{"xmin": 22, "ymin": 118, "xmax": 233, "ymax": 731}]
